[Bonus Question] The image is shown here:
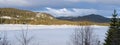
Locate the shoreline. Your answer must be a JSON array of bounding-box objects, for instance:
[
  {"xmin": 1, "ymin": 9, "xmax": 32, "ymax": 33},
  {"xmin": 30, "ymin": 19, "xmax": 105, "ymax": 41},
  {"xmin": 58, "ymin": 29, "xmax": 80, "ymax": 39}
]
[
  {"xmin": 0, "ymin": 24, "xmax": 109, "ymax": 31},
  {"xmin": 0, "ymin": 24, "xmax": 109, "ymax": 26}
]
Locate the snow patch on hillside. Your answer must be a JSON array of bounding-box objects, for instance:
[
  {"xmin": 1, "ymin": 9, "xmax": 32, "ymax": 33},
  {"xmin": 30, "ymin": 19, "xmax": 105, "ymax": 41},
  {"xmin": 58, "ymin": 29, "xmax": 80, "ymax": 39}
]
[{"xmin": 0, "ymin": 16, "xmax": 12, "ymax": 19}]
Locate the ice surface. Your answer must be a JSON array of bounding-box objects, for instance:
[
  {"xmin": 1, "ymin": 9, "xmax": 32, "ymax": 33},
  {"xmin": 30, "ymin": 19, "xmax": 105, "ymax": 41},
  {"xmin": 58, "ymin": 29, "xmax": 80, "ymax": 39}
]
[{"xmin": 0, "ymin": 24, "xmax": 108, "ymax": 45}]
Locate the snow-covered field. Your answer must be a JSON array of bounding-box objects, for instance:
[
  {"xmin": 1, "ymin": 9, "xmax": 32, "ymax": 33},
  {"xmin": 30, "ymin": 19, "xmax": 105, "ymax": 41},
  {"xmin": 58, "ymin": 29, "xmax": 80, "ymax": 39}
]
[{"xmin": 0, "ymin": 24, "xmax": 109, "ymax": 45}]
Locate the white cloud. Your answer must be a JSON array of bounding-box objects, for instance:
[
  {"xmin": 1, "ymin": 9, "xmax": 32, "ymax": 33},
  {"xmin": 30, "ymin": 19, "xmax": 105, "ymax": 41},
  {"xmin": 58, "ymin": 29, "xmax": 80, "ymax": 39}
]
[
  {"xmin": 43, "ymin": 7, "xmax": 74, "ymax": 17},
  {"xmin": 38, "ymin": 7, "xmax": 109, "ymax": 17}
]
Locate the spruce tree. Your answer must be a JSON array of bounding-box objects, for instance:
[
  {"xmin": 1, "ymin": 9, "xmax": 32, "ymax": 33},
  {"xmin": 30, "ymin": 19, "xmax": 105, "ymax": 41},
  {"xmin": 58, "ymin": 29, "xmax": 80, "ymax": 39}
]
[
  {"xmin": 116, "ymin": 12, "xmax": 120, "ymax": 45},
  {"xmin": 104, "ymin": 10, "xmax": 120, "ymax": 45}
]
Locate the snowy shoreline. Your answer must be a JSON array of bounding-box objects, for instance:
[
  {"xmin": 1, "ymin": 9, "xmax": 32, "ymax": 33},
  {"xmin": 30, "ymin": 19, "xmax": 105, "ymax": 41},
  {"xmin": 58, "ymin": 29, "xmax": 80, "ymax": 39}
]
[
  {"xmin": 0, "ymin": 24, "xmax": 108, "ymax": 26},
  {"xmin": 0, "ymin": 24, "xmax": 108, "ymax": 30}
]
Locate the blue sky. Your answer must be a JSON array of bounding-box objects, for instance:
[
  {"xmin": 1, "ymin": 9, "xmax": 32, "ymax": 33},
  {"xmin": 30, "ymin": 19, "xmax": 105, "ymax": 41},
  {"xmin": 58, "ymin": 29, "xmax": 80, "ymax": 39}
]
[{"xmin": 0, "ymin": 0, "xmax": 120, "ymax": 17}]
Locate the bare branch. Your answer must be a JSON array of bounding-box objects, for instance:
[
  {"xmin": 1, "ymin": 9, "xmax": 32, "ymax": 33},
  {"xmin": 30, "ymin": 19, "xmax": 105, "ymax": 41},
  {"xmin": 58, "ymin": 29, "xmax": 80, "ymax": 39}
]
[
  {"xmin": 71, "ymin": 26, "xmax": 100, "ymax": 45},
  {"xmin": 0, "ymin": 32, "xmax": 10, "ymax": 45},
  {"xmin": 16, "ymin": 24, "xmax": 34, "ymax": 45}
]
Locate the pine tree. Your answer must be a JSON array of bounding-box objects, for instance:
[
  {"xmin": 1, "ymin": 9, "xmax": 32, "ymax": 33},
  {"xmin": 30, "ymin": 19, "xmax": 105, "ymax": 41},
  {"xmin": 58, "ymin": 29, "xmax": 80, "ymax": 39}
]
[
  {"xmin": 116, "ymin": 12, "xmax": 120, "ymax": 45},
  {"xmin": 104, "ymin": 10, "xmax": 120, "ymax": 45}
]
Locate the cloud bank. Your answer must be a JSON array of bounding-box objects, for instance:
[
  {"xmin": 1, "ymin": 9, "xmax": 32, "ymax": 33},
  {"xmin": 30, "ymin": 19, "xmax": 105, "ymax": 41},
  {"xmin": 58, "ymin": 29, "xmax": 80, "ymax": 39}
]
[
  {"xmin": 0, "ymin": 0, "xmax": 120, "ymax": 8},
  {"xmin": 0, "ymin": 0, "xmax": 30, "ymax": 7},
  {"xmin": 67, "ymin": 0, "xmax": 120, "ymax": 5},
  {"xmin": 0, "ymin": 0, "xmax": 118, "ymax": 17},
  {"xmin": 38, "ymin": 7, "xmax": 112, "ymax": 17}
]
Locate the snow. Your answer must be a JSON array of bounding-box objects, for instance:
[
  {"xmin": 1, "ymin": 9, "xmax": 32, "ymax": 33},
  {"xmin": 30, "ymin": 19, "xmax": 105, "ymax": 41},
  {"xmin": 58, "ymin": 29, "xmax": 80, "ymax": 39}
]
[
  {"xmin": 36, "ymin": 13, "xmax": 53, "ymax": 19},
  {"xmin": 0, "ymin": 24, "xmax": 109, "ymax": 45},
  {"xmin": 0, "ymin": 24, "xmax": 78, "ymax": 30},
  {"xmin": 0, "ymin": 16, "xmax": 12, "ymax": 19},
  {"xmin": 26, "ymin": 18, "xmax": 34, "ymax": 20},
  {"xmin": 36, "ymin": 13, "xmax": 41, "ymax": 17},
  {"xmin": 49, "ymin": 17, "xmax": 53, "ymax": 19}
]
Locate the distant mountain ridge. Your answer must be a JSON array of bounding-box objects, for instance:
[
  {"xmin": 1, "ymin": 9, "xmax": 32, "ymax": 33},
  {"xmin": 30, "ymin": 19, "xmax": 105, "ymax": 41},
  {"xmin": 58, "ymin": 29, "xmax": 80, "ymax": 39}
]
[{"xmin": 56, "ymin": 14, "xmax": 110, "ymax": 23}]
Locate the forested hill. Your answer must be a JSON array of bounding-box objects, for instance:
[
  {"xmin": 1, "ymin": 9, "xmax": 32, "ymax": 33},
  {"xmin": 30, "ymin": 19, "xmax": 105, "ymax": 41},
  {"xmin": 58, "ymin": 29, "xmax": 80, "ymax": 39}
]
[
  {"xmin": 0, "ymin": 8, "xmax": 56, "ymax": 24},
  {"xmin": 0, "ymin": 8, "xmax": 54, "ymax": 20},
  {"xmin": 0, "ymin": 8, "xmax": 109, "ymax": 25}
]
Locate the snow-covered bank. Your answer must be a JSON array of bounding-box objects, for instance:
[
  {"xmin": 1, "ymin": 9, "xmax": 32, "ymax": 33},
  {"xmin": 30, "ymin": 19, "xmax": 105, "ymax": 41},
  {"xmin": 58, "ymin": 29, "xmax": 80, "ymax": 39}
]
[{"xmin": 0, "ymin": 24, "xmax": 108, "ymax": 30}]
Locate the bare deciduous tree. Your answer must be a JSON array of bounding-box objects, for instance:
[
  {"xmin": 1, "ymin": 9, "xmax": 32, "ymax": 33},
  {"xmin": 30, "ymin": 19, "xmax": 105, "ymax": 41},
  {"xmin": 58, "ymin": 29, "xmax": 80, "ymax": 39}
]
[
  {"xmin": 16, "ymin": 30, "xmax": 34, "ymax": 45},
  {"xmin": 16, "ymin": 24, "xmax": 34, "ymax": 45},
  {"xmin": 0, "ymin": 32, "xmax": 10, "ymax": 45},
  {"xmin": 71, "ymin": 26, "xmax": 100, "ymax": 45}
]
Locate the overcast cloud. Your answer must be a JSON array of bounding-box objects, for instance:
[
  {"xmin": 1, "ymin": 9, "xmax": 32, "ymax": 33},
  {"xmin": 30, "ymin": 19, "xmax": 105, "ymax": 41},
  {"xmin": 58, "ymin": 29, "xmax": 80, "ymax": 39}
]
[
  {"xmin": 0, "ymin": 0, "xmax": 120, "ymax": 7},
  {"xmin": 0, "ymin": 0, "xmax": 119, "ymax": 17},
  {"xmin": 38, "ymin": 7, "xmax": 112, "ymax": 17}
]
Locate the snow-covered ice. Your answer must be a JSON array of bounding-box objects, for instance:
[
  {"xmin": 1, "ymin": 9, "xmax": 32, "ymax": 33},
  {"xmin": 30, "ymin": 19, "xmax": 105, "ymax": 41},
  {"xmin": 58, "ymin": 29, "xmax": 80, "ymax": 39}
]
[{"xmin": 0, "ymin": 24, "xmax": 109, "ymax": 45}]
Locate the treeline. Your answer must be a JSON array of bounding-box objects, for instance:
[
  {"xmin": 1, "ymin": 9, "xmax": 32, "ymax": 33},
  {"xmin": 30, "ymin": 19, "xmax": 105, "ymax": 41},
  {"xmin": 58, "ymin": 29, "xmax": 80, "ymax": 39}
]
[
  {"xmin": 0, "ymin": 18, "xmax": 108, "ymax": 26},
  {"xmin": 0, "ymin": 8, "xmax": 36, "ymax": 18}
]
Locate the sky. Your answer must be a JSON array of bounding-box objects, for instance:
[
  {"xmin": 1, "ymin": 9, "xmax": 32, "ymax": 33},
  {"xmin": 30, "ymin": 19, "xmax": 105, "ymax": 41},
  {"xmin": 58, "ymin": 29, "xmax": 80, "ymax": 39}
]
[{"xmin": 0, "ymin": 0, "xmax": 120, "ymax": 17}]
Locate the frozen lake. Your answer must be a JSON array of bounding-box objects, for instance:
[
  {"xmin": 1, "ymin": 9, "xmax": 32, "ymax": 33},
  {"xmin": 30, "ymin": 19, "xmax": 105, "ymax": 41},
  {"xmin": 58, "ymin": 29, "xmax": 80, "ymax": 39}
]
[{"xmin": 0, "ymin": 24, "xmax": 109, "ymax": 45}]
